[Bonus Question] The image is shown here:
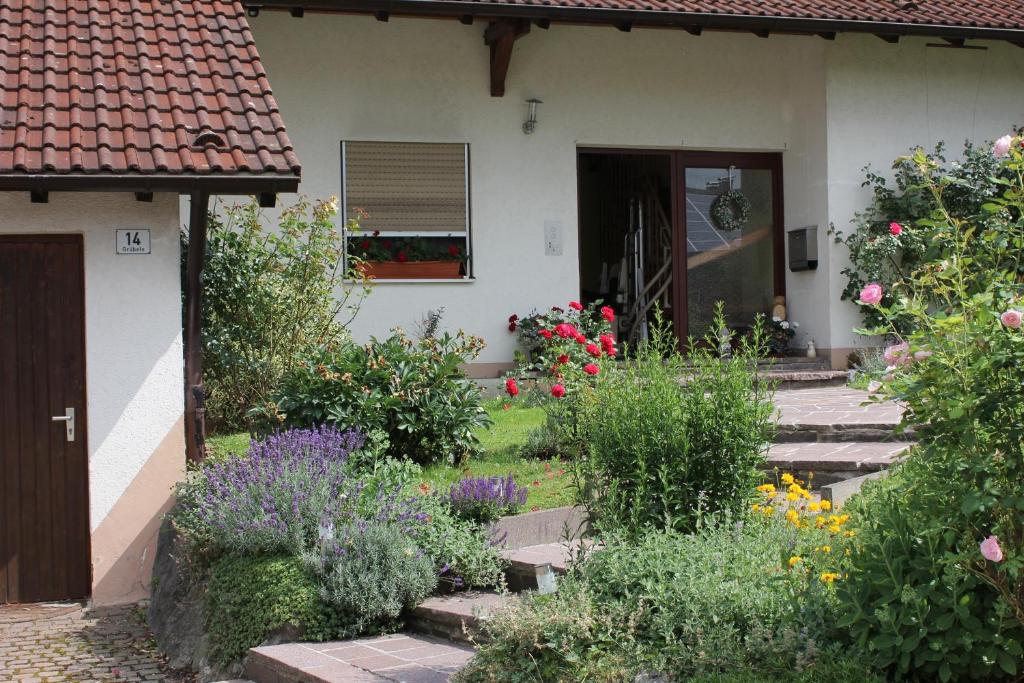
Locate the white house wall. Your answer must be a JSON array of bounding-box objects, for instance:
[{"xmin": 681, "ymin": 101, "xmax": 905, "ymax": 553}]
[
  {"xmin": 0, "ymin": 192, "xmax": 185, "ymax": 605},
  {"xmin": 824, "ymin": 35, "xmax": 1024, "ymax": 360},
  {"xmin": 250, "ymin": 14, "xmax": 832, "ymax": 368}
]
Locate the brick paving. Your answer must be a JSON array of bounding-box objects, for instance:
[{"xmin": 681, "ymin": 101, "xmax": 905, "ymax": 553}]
[
  {"xmin": 0, "ymin": 602, "xmax": 194, "ymax": 683},
  {"xmin": 247, "ymin": 634, "xmax": 475, "ymax": 683}
]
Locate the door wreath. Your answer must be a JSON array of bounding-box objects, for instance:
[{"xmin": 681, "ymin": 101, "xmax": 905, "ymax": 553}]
[{"xmin": 710, "ymin": 190, "xmax": 751, "ymax": 232}]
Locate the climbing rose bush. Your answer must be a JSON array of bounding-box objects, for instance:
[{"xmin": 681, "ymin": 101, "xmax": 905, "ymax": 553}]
[{"xmin": 836, "ymin": 138, "xmax": 1024, "ymax": 681}]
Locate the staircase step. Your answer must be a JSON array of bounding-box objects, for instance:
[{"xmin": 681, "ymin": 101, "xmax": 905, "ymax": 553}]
[
  {"xmin": 246, "ymin": 634, "xmax": 474, "ymax": 683},
  {"xmin": 774, "ymin": 387, "xmax": 907, "ymax": 442},
  {"xmin": 501, "ymin": 540, "xmax": 587, "ymax": 593},
  {"xmin": 765, "ymin": 441, "xmax": 910, "ymax": 485},
  {"xmin": 759, "ymin": 369, "xmax": 849, "ymax": 389},
  {"xmin": 409, "ymin": 591, "xmax": 507, "ymax": 643}
]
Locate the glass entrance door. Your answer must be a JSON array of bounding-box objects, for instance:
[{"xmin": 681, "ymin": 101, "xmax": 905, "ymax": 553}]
[{"xmin": 674, "ymin": 153, "xmax": 784, "ymax": 342}]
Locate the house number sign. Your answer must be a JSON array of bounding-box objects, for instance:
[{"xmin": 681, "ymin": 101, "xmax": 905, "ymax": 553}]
[{"xmin": 116, "ymin": 229, "xmax": 151, "ymax": 254}]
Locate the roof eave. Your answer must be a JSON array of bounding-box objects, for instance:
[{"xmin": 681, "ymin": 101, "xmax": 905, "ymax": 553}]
[
  {"xmin": 0, "ymin": 173, "xmax": 302, "ymax": 195},
  {"xmin": 249, "ymin": 0, "xmax": 1024, "ymax": 42}
]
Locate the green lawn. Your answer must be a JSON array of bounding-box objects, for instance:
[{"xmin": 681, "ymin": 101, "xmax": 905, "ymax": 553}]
[{"xmin": 204, "ymin": 401, "xmax": 575, "ymax": 511}]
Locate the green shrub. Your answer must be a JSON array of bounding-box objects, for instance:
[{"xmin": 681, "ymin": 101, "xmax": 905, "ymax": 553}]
[
  {"xmin": 457, "ymin": 518, "xmax": 863, "ymax": 683},
  {"xmin": 303, "ymin": 521, "xmax": 437, "ymax": 636},
  {"xmin": 188, "ymin": 197, "xmax": 369, "ymax": 432},
  {"xmin": 260, "ymin": 329, "xmax": 491, "ymax": 465},
  {"xmin": 830, "ymin": 135, "xmax": 1018, "ymax": 332},
  {"xmin": 838, "ymin": 468, "xmax": 1024, "ymax": 682},
  {"xmin": 836, "ymin": 139, "xmax": 1024, "ymax": 680},
  {"xmin": 205, "ymin": 554, "xmax": 340, "ymax": 665},
  {"xmin": 412, "ymin": 500, "xmax": 508, "ymax": 589},
  {"xmin": 575, "ymin": 312, "xmax": 775, "ymax": 535}
]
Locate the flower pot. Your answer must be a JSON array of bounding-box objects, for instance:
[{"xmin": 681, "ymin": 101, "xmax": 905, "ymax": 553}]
[{"xmin": 361, "ymin": 260, "xmax": 463, "ymax": 279}]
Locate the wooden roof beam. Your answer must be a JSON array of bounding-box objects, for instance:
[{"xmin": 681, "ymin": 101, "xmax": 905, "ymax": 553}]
[
  {"xmin": 484, "ymin": 18, "xmax": 531, "ymax": 97},
  {"xmin": 876, "ymin": 33, "xmax": 900, "ymax": 43}
]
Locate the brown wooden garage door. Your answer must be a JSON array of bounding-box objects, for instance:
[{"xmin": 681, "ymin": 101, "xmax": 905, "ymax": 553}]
[{"xmin": 0, "ymin": 235, "xmax": 90, "ymax": 603}]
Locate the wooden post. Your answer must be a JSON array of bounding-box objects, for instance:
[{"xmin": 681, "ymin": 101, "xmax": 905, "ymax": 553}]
[{"xmin": 184, "ymin": 190, "xmax": 210, "ymax": 463}]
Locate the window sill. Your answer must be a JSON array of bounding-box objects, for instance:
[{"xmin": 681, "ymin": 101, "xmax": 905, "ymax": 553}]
[{"xmin": 346, "ymin": 277, "xmax": 476, "ymax": 284}]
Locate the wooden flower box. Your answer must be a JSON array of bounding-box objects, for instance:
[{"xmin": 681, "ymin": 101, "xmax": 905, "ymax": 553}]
[{"xmin": 361, "ymin": 260, "xmax": 463, "ymax": 280}]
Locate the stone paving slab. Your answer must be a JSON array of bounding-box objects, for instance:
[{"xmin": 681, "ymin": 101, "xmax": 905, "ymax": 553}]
[
  {"xmin": 247, "ymin": 634, "xmax": 474, "ymax": 683},
  {"xmin": 0, "ymin": 602, "xmax": 194, "ymax": 683},
  {"xmin": 774, "ymin": 387, "xmax": 904, "ymax": 426},
  {"xmin": 768, "ymin": 441, "xmax": 911, "ymax": 471}
]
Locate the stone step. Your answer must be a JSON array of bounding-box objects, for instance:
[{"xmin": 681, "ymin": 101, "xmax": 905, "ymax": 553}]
[
  {"xmin": 759, "ymin": 369, "xmax": 849, "ymax": 390},
  {"xmin": 246, "ymin": 634, "xmax": 474, "ymax": 683},
  {"xmin": 501, "ymin": 540, "xmax": 585, "ymax": 593},
  {"xmin": 773, "ymin": 387, "xmax": 907, "ymax": 442},
  {"xmin": 408, "ymin": 591, "xmax": 507, "ymax": 644},
  {"xmin": 765, "ymin": 441, "xmax": 911, "ymax": 486},
  {"xmin": 775, "ymin": 422, "xmax": 913, "ymax": 442}
]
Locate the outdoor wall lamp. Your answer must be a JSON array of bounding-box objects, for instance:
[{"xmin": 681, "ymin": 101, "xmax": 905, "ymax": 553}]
[{"xmin": 523, "ymin": 98, "xmax": 543, "ymax": 134}]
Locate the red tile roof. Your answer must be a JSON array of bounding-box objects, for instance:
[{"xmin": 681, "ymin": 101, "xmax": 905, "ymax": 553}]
[
  {"xmin": 338, "ymin": 0, "xmax": 1024, "ymax": 33},
  {"xmin": 0, "ymin": 1, "xmax": 300, "ymax": 187}
]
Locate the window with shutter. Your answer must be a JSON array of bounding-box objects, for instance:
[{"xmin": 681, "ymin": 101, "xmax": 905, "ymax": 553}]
[{"xmin": 342, "ymin": 141, "xmax": 471, "ymax": 280}]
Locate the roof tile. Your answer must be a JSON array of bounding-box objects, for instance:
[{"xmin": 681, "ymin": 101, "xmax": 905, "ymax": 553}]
[
  {"xmin": 433, "ymin": 0, "xmax": 1024, "ymax": 30},
  {"xmin": 0, "ymin": 0, "xmax": 300, "ymax": 179}
]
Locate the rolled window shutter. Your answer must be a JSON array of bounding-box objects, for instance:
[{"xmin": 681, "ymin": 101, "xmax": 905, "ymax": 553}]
[{"xmin": 344, "ymin": 142, "xmax": 467, "ymax": 233}]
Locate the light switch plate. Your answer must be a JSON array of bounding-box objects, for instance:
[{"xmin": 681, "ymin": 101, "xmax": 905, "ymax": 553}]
[{"xmin": 544, "ymin": 219, "xmax": 563, "ymax": 256}]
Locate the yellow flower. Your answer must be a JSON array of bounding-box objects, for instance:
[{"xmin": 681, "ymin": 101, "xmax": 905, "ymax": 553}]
[
  {"xmin": 819, "ymin": 572, "xmax": 840, "ymax": 585},
  {"xmin": 785, "ymin": 509, "xmax": 800, "ymax": 525},
  {"xmin": 828, "ymin": 524, "xmax": 841, "ymax": 534},
  {"xmin": 786, "ymin": 492, "xmax": 799, "ymax": 502},
  {"xmin": 762, "ymin": 505, "xmax": 774, "ymax": 516},
  {"xmin": 788, "ymin": 556, "xmax": 802, "ymax": 568},
  {"xmin": 819, "ymin": 545, "xmax": 832, "ymax": 553},
  {"xmin": 820, "ymin": 500, "xmax": 832, "ymax": 511},
  {"xmin": 751, "ymin": 504, "xmax": 761, "ymax": 513},
  {"xmin": 756, "ymin": 483, "xmax": 776, "ymax": 495},
  {"xmin": 844, "ymin": 530, "xmax": 857, "ymax": 538},
  {"xmin": 781, "ymin": 473, "xmax": 795, "ymax": 485},
  {"xmin": 807, "ymin": 502, "xmax": 821, "ymax": 512},
  {"xmin": 815, "ymin": 517, "xmax": 827, "ymax": 529}
]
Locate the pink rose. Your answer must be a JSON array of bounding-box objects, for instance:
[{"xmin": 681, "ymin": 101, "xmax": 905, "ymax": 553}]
[
  {"xmin": 889, "ymin": 222, "xmax": 903, "ymax": 236},
  {"xmin": 993, "ymin": 134, "xmax": 1013, "ymax": 158},
  {"xmin": 569, "ymin": 301, "xmax": 583, "ymax": 311},
  {"xmin": 884, "ymin": 342, "xmax": 910, "ymax": 366},
  {"xmin": 1001, "ymin": 309, "xmax": 1022, "ymax": 329},
  {"xmin": 859, "ymin": 283, "xmax": 883, "ymax": 306},
  {"xmin": 980, "ymin": 535, "xmax": 1003, "ymax": 563},
  {"xmin": 583, "ymin": 363, "xmax": 599, "ymax": 375},
  {"xmin": 550, "ymin": 384, "xmax": 566, "ymax": 398}
]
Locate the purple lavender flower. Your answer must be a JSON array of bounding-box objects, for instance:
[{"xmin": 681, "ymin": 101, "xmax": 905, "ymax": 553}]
[
  {"xmin": 445, "ymin": 474, "xmax": 528, "ymax": 524},
  {"xmin": 194, "ymin": 425, "xmax": 367, "ymax": 554}
]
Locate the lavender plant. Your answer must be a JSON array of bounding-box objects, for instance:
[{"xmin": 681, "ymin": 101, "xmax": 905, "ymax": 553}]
[
  {"xmin": 446, "ymin": 474, "xmax": 528, "ymax": 524},
  {"xmin": 193, "ymin": 426, "xmax": 367, "ymax": 555}
]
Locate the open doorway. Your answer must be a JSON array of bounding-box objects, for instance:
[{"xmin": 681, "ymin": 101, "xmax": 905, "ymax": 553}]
[
  {"xmin": 577, "ymin": 149, "xmax": 785, "ymax": 347},
  {"xmin": 577, "ymin": 150, "xmax": 673, "ymax": 346}
]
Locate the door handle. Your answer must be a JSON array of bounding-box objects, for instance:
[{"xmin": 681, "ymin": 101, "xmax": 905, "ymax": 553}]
[{"xmin": 51, "ymin": 407, "xmax": 75, "ymax": 442}]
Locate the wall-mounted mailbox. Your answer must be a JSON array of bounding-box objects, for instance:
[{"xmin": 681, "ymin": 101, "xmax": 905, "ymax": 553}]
[{"xmin": 788, "ymin": 226, "xmax": 818, "ymax": 271}]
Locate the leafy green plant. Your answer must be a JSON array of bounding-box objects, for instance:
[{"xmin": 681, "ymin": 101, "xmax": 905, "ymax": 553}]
[
  {"xmin": 187, "ymin": 196, "xmax": 369, "ymax": 432},
  {"xmin": 830, "ymin": 135, "xmax": 1018, "ymax": 331},
  {"xmin": 411, "ymin": 500, "xmax": 508, "ymax": 590},
  {"xmin": 835, "ymin": 138, "xmax": 1024, "ymax": 681},
  {"xmin": 575, "ymin": 309, "xmax": 775, "ymax": 536},
  {"xmin": 457, "ymin": 515, "xmax": 865, "ymax": 683},
  {"xmin": 302, "ymin": 521, "xmax": 437, "ymax": 636},
  {"xmin": 205, "ymin": 554, "xmax": 341, "ymax": 665},
  {"xmin": 260, "ymin": 329, "xmax": 491, "ymax": 465}
]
